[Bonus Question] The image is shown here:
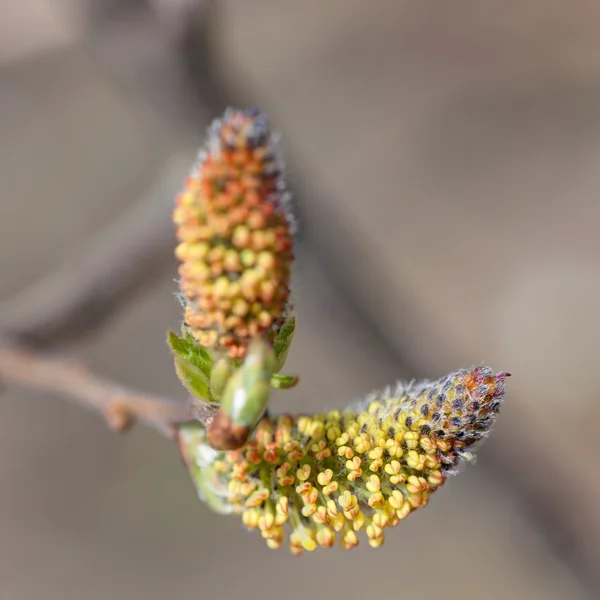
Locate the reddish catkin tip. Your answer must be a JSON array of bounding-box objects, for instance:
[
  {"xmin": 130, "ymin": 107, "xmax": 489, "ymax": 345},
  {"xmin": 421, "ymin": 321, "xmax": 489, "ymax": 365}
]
[{"xmin": 174, "ymin": 108, "xmax": 294, "ymax": 359}]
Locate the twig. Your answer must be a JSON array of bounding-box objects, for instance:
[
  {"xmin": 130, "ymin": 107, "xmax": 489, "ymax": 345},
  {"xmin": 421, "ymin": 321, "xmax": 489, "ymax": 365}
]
[
  {"xmin": 0, "ymin": 157, "xmax": 192, "ymax": 347},
  {"xmin": 0, "ymin": 341, "xmax": 214, "ymax": 438}
]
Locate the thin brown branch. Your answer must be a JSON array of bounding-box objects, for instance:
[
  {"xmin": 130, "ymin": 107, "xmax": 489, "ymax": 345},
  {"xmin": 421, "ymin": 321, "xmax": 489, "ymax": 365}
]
[
  {"xmin": 0, "ymin": 341, "xmax": 215, "ymax": 438},
  {"xmin": 0, "ymin": 156, "xmax": 192, "ymax": 348}
]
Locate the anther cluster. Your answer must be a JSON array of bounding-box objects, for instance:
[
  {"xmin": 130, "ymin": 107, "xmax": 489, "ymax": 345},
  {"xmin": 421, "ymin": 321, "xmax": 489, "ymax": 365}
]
[{"xmin": 179, "ymin": 366, "xmax": 509, "ymax": 554}]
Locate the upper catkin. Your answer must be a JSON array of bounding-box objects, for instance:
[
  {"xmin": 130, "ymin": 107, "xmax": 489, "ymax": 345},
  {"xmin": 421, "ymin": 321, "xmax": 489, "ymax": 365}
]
[{"xmin": 173, "ymin": 108, "xmax": 294, "ymax": 360}]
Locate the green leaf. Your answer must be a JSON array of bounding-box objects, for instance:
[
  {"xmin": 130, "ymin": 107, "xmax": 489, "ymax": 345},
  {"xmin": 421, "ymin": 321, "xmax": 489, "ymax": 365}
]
[
  {"xmin": 173, "ymin": 355, "xmax": 212, "ymax": 400},
  {"xmin": 167, "ymin": 331, "xmax": 212, "ymax": 379},
  {"xmin": 168, "ymin": 331, "xmax": 214, "ymax": 400},
  {"xmin": 270, "ymin": 373, "xmax": 299, "ymax": 390},
  {"xmin": 272, "ymin": 317, "xmax": 296, "ymax": 372}
]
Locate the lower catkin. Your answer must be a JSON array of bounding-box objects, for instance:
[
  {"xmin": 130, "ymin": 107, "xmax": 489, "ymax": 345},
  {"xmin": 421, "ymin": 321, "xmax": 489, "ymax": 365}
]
[{"xmin": 179, "ymin": 366, "xmax": 509, "ymax": 554}]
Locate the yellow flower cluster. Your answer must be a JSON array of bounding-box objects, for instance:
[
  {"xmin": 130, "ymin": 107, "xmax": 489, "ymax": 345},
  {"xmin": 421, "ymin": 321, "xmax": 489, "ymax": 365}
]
[
  {"xmin": 179, "ymin": 366, "xmax": 509, "ymax": 554},
  {"xmin": 173, "ymin": 108, "xmax": 294, "ymax": 359}
]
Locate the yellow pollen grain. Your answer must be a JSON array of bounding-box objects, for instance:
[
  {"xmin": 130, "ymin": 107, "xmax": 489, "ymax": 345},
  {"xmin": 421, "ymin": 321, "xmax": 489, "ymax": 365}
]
[
  {"xmin": 366, "ymin": 524, "xmax": 384, "ymax": 541},
  {"xmin": 369, "ymin": 458, "xmax": 383, "ymax": 472},
  {"xmin": 368, "ymin": 491, "xmax": 385, "ymax": 510},
  {"xmin": 312, "ymin": 506, "xmax": 328, "ymax": 525},
  {"xmin": 352, "ymin": 512, "xmax": 366, "ymax": 531},
  {"xmin": 366, "ymin": 474, "xmax": 381, "ymax": 493},
  {"xmin": 242, "ymin": 509, "xmax": 260, "ymax": 529},
  {"xmin": 296, "ymin": 465, "xmax": 311, "ymax": 481},
  {"xmin": 331, "ymin": 513, "xmax": 345, "ymax": 532},
  {"xmin": 317, "ymin": 469, "xmax": 333, "ymax": 486},
  {"xmin": 368, "ymin": 447, "xmax": 384, "ymax": 460},
  {"xmin": 259, "ymin": 512, "xmax": 275, "ymax": 532},
  {"xmin": 316, "ymin": 527, "xmax": 336, "ymax": 548},
  {"xmin": 345, "ymin": 456, "xmax": 362, "ymax": 471},
  {"xmin": 428, "ymin": 471, "xmax": 445, "ymax": 487},
  {"xmin": 340, "ymin": 530, "xmax": 359, "ymax": 550},
  {"xmin": 245, "ymin": 489, "xmax": 269, "ymax": 508},
  {"xmin": 338, "ymin": 446, "xmax": 354, "ymax": 459},
  {"xmin": 372, "ymin": 509, "xmax": 390, "ymax": 529},
  {"xmin": 396, "ymin": 503, "xmax": 411, "ymax": 520},
  {"xmin": 322, "ymin": 481, "xmax": 338, "ymax": 496},
  {"xmin": 388, "ymin": 490, "xmax": 405, "ymax": 510}
]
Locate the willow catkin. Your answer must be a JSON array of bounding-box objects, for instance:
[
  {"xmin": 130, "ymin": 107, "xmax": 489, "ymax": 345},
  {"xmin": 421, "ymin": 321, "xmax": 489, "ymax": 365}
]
[
  {"xmin": 173, "ymin": 108, "xmax": 294, "ymax": 360},
  {"xmin": 179, "ymin": 366, "xmax": 510, "ymax": 554}
]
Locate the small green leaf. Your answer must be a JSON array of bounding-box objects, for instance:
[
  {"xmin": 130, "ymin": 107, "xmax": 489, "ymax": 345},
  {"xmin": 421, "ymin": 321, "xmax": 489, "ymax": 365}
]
[
  {"xmin": 168, "ymin": 331, "xmax": 214, "ymax": 400},
  {"xmin": 167, "ymin": 330, "xmax": 212, "ymax": 379},
  {"xmin": 270, "ymin": 373, "xmax": 299, "ymax": 390},
  {"xmin": 272, "ymin": 317, "xmax": 295, "ymax": 372},
  {"xmin": 173, "ymin": 354, "xmax": 212, "ymax": 400}
]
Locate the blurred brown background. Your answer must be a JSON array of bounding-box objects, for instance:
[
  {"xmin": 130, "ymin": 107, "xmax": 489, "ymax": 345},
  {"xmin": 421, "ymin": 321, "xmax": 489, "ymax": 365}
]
[{"xmin": 1, "ymin": 1, "xmax": 599, "ymax": 598}]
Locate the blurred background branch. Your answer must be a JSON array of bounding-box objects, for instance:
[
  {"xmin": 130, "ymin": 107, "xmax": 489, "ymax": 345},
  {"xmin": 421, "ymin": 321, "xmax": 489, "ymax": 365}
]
[{"xmin": 0, "ymin": 342, "xmax": 200, "ymax": 437}]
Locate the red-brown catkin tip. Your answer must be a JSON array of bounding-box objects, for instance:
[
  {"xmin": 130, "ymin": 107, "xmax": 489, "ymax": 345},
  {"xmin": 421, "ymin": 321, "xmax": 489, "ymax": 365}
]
[{"xmin": 173, "ymin": 108, "xmax": 294, "ymax": 359}]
